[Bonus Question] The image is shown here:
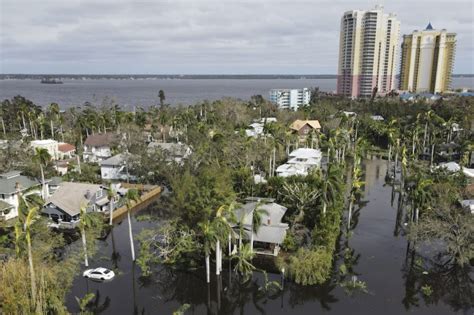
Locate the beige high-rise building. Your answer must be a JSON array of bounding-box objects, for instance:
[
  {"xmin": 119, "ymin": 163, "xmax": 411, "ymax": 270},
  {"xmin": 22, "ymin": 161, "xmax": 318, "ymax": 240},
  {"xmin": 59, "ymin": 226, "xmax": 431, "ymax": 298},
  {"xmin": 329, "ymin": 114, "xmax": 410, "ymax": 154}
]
[
  {"xmin": 337, "ymin": 5, "xmax": 400, "ymax": 98},
  {"xmin": 399, "ymin": 23, "xmax": 456, "ymax": 94}
]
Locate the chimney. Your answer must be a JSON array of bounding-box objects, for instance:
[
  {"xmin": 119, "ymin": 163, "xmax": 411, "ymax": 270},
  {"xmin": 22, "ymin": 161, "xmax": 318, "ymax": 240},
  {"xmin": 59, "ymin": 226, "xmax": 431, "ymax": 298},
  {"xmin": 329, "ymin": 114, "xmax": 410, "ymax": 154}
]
[{"xmin": 85, "ymin": 190, "xmax": 92, "ymax": 199}]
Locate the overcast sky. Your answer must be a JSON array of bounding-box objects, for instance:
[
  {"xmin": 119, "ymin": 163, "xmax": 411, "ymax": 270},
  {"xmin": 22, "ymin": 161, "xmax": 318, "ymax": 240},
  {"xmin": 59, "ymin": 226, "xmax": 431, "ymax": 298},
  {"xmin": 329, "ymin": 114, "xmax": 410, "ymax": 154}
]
[{"xmin": 1, "ymin": 0, "xmax": 472, "ymax": 74}]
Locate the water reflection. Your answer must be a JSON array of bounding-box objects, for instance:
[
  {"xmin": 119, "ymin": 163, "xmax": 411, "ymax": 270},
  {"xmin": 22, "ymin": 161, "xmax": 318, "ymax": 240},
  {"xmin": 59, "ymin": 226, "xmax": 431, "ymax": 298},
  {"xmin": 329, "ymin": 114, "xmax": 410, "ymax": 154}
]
[{"xmin": 65, "ymin": 159, "xmax": 470, "ymax": 314}]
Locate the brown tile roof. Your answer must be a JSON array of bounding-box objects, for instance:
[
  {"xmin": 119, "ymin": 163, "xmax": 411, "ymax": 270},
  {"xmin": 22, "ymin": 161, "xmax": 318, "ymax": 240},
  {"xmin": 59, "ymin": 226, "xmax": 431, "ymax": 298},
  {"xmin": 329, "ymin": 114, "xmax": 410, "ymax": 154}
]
[
  {"xmin": 290, "ymin": 120, "xmax": 321, "ymax": 131},
  {"xmin": 84, "ymin": 133, "xmax": 116, "ymax": 147},
  {"xmin": 58, "ymin": 143, "xmax": 76, "ymax": 153}
]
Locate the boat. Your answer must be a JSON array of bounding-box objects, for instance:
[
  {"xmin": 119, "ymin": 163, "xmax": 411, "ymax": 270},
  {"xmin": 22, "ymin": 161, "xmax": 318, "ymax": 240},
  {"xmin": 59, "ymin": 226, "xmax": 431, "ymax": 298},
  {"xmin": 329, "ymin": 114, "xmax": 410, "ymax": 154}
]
[{"xmin": 41, "ymin": 78, "xmax": 63, "ymax": 84}]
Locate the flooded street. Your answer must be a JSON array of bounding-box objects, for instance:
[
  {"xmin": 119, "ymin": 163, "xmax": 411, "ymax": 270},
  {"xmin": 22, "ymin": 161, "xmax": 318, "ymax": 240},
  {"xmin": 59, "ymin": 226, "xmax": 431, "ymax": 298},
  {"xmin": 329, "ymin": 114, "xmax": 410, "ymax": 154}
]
[{"xmin": 66, "ymin": 159, "xmax": 471, "ymax": 314}]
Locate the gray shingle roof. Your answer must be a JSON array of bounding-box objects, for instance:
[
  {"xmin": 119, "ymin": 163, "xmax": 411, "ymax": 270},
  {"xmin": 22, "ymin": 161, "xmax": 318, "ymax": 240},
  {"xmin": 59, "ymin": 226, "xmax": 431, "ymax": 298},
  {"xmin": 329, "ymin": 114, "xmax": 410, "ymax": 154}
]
[
  {"xmin": 100, "ymin": 153, "xmax": 129, "ymax": 167},
  {"xmin": 0, "ymin": 172, "xmax": 41, "ymax": 194},
  {"xmin": 232, "ymin": 200, "xmax": 288, "ymax": 244},
  {"xmin": 46, "ymin": 182, "xmax": 103, "ymax": 216}
]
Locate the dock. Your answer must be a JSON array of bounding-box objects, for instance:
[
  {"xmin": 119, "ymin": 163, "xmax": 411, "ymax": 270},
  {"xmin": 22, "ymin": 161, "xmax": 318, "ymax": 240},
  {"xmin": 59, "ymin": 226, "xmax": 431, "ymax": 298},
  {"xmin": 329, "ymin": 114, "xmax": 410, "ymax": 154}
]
[{"xmin": 110, "ymin": 184, "xmax": 162, "ymax": 221}]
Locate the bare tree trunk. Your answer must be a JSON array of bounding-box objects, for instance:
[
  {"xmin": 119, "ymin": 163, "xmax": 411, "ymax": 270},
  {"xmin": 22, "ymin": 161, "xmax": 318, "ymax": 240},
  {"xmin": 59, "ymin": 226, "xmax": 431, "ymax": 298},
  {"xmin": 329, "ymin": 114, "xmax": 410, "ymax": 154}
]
[
  {"xmin": 250, "ymin": 229, "xmax": 254, "ymax": 252},
  {"xmin": 76, "ymin": 155, "xmax": 82, "ymax": 174},
  {"xmin": 109, "ymin": 197, "xmax": 114, "ymax": 226},
  {"xmin": 205, "ymin": 255, "xmax": 210, "ymax": 283},
  {"xmin": 347, "ymin": 198, "xmax": 354, "ymax": 230},
  {"xmin": 127, "ymin": 209, "xmax": 135, "ymax": 261},
  {"xmin": 228, "ymin": 234, "xmax": 232, "ymax": 255},
  {"xmin": 81, "ymin": 227, "xmax": 89, "ymax": 267},
  {"xmin": 27, "ymin": 235, "xmax": 37, "ymax": 308},
  {"xmin": 50, "ymin": 120, "xmax": 54, "ymax": 139},
  {"xmin": 0, "ymin": 117, "xmax": 5, "ymax": 136},
  {"xmin": 215, "ymin": 240, "xmax": 220, "ymax": 275},
  {"xmin": 430, "ymin": 144, "xmax": 435, "ymax": 167},
  {"xmin": 40, "ymin": 165, "xmax": 46, "ymax": 199}
]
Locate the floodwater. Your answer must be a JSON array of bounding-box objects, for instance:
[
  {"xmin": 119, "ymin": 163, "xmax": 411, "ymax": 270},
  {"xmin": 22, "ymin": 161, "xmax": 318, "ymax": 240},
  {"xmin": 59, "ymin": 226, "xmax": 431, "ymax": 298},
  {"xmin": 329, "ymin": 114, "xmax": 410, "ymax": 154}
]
[{"xmin": 65, "ymin": 159, "xmax": 472, "ymax": 314}]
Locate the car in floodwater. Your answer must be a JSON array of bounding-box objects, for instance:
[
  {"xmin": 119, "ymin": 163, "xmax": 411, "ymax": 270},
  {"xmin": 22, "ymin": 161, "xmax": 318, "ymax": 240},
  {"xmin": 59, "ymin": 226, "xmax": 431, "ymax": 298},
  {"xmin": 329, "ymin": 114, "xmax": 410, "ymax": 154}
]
[{"xmin": 83, "ymin": 268, "xmax": 115, "ymax": 281}]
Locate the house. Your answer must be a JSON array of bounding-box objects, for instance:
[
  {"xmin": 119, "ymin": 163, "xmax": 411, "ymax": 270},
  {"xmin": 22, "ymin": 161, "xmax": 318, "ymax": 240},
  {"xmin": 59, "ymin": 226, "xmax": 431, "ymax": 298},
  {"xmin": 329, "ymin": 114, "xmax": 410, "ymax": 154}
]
[
  {"xmin": 100, "ymin": 153, "xmax": 134, "ymax": 181},
  {"xmin": 0, "ymin": 171, "xmax": 44, "ymax": 221},
  {"xmin": 276, "ymin": 148, "xmax": 322, "ymax": 177},
  {"xmin": 232, "ymin": 198, "xmax": 288, "ymax": 256},
  {"xmin": 245, "ymin": 117, "xmax": 277, "ymax": 138},
  {"xmin": 290, "ymin": 120, "xmax": 321, "ymax": 136},
  {"xmin": 290, "ymin": 120, "xmax": 321, "ymax": 144},
  {"xmin": 147, "ymin": 142, "xmax": 191, "ymax": 164},
  {"xmin": 58, "ymin": 142, "xmax": 76, "ymax": 159},
  {"xmin": 31, "ymin": 139, "xmax": 59, "ymax": 160},
  {"xmin": 83, "ymin": 133, "xmax": 117, "ymax": 162},
  {"xmin": 42, "ymin": 182, "xmax": 114, "ymax": 229}
]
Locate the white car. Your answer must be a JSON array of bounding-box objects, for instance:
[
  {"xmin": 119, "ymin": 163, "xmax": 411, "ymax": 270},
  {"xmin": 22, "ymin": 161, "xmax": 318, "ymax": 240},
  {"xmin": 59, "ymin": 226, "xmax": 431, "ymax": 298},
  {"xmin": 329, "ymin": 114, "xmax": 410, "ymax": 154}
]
[{"xmin": 83, "ymin": 268, "xmax": 115, "ymax": 281}]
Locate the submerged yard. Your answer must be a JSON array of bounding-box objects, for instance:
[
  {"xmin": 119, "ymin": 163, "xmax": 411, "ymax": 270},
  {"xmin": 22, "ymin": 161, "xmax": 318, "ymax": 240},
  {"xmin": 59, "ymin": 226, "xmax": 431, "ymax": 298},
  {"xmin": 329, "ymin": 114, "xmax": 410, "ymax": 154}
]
[{"xmin": 65, "ymin": 159, "xmax": 470, "ymax": 315}]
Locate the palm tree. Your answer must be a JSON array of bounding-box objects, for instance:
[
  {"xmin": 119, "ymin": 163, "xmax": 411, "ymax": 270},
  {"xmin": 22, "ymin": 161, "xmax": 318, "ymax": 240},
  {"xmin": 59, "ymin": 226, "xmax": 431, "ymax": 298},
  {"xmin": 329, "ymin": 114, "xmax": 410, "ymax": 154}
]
[
  {"xmin": 48, "ymin": 103, "xmax": 60, "ymax": 139},
  {"xmin": 232, "ymin": 243, "xmax": 255, "ymax": 281},
  {"xmin": 158, "ymin": 90, "xmax": 166, "ymax": 107},
  {"xmin": 282, "ymin": 182, "xmax": 320, "ymax": 228},
  {"xmin": 250, "ymin": 203, "xmax": 268, "ymax": 253},
  {"xmin": 321, "ymin": 165, "xmax": 342, "ymax": 215},
  {"xmin": 125, "ymin": 189, "xmax": 140, "ymax": 261},
  {"xmin": 409, "ymin": 178, "xmax": 433, "ymax": 223},
  {"xmin": 33, "ymin": 148, "xmax": 51, "ymax": 199},
  {"xmin": 199, "ymin": 220, "xmax": 215, "ymax": 283},
  {"xmin": 348, "ymin": 157, "xmax": 364, "ymax": 230},
  {"xmin": 78, "ymin": 203, "xmax": 101, "ymax": 267},
  {"xmin": 24, "ymin": 205, "xmax": 39, "ymax": 310},
  {"xmin": 213, "ymin": 204, "xmax": 236, "ymax": 274}
]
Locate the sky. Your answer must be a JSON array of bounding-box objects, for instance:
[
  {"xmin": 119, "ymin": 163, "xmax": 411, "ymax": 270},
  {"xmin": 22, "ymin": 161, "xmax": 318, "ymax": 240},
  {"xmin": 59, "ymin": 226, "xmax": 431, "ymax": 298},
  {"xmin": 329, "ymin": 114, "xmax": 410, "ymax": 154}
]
[{"xmin": 0, "ymin": 0, "xmax": 473, "ymax": 74}]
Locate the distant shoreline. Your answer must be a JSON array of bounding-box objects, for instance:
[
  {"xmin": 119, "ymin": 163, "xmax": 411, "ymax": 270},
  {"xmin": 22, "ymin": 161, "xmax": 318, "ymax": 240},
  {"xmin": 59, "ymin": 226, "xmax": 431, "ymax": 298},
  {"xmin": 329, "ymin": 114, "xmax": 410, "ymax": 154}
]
[{"xmin": 2, "ymin": 74, "xmax": 473, "ymax": 80}]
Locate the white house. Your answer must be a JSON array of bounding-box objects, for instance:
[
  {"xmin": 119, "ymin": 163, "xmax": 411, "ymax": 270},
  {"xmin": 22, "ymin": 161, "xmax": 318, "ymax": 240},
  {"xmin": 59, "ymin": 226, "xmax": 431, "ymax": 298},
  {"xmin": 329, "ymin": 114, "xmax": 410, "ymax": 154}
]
[
  {"xmin": 0, "ymin": 171, "xmax": 44, "ymax": 221},
  {"xmin": 100, "ymin": 153, "xmax": 133, "ymax": 181},
  {"xmin": 31, "ymin": 139, "xmax": 59, "ymax": 160},
  {"xmin": 277, "ymin": 148, "xmax": 322, "ymax": 177},
  {"xmin": 83, "ymin": 133, "xmax": 116, "ymax": 162},
  {"xmin": 245, "ymin": 118, "xmax": 277, "ymax": 138}
]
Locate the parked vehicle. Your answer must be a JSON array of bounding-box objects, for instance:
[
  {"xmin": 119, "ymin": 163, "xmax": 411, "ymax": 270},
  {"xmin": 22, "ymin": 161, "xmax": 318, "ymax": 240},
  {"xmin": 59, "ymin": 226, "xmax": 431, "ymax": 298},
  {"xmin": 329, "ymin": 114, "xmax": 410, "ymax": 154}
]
[{"xmin": 83, "ymin": 267, "xmax": 115, "ymax": 280}]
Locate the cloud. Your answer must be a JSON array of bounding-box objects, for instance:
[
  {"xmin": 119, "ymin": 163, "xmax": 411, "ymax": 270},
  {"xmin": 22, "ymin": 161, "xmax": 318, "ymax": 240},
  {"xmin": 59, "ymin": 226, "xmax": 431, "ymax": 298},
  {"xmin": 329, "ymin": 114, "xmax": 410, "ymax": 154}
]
[{"xmin": 0, "ymin": 0, "xmax": 473, "ymax": 74}]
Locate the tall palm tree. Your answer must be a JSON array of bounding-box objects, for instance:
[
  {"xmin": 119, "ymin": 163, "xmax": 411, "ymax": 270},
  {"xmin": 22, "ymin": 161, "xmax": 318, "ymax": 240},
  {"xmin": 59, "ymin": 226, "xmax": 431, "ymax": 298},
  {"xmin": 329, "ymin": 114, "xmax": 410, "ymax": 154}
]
[
  {"xmin": 348, "ymin": 157, "xmax": 364, "ymax": 230},
  {"xmin": 409, "ymin": 178, "xmax": 433, "ymax": 223},
  {"xmin": 33, "ymin": 148, "xmax": 51, "ymax": 199},
  {"xmin": 78, "ymin": 203, "xmax": 101, "ymax": 267},
  {"xmin": 250, "ymin": 203, "xmax": 268, "ymax": 253},
  {"xmin": 213, "ymin": 204, "xmax": 235, "ymax": 274},
  {"xmin": 125, "ymin": 189, "xmax": 140, "ymax": 261},
  {"xmin": 25, "ymin": 205, "xmax": 39, "ymax": 310},
  {"xmin": 48, "ymin": 103, "xmax": 60, "ymax": 139},
  {"xmin": 199, "ymin": 220, "xmax": 215, "ymax": 283},
  {"xmin": 321, "ymin": 165, "xmax": 342, "ymax": 215}
]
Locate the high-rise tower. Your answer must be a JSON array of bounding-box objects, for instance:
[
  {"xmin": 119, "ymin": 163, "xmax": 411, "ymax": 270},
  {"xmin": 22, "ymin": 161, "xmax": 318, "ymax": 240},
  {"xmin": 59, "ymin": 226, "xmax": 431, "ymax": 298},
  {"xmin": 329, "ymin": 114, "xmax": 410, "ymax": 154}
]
[
  {"xmin": 399, "ymin": 24, "xmax": 456, "ymax": 93},
  {"xmin": 337, "ymin": 5, "xmax": 400, "ymax": 98}
]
